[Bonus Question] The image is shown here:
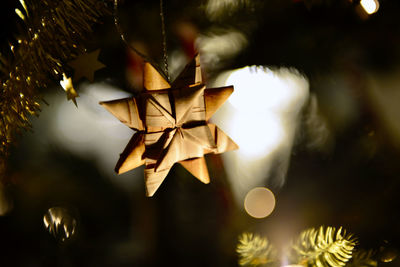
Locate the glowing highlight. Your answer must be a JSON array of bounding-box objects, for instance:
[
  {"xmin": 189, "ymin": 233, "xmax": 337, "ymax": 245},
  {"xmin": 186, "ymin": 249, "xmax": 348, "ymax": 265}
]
[
  {"xmin": 360, "ymin": 0, "xmax": 379, "ymax": 14},
  {"xmin": 244, "ymin": 187, "xmax": 276, "ymax": 219},
  {"xmin": 211, "ymin": 66, "xmax": 309, "ymax": 204}
]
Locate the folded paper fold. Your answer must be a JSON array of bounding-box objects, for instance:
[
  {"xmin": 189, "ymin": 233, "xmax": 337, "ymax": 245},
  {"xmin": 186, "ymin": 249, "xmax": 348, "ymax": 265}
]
[
  {"xmin": 100, "ymin": 97, "xmax": 144, "ymax": 131},
  {"xmin": 115, "ymin": 132, "xmax": 145, "ymax": 174},
  {"xmin": 143, "ymin": 62, "xmax": 171, "ymax": 91},
  {"xmin": 208, "ymin": 124, "xmax": 239, "ymax": 153},
  {"xmin": 204, "ymin": 86, "xmax": 234, "ymax": 121},
  {"xmin": 172, "ymin": 54, "xmax": 202, "ymax": 88},
  {"xmin": 173, "ymin": 84, "xmax": 206, "ymax": 124},
  {"xmin": 100, "ymin": 53, "xmax": 238, "ymax": 196},
  {"xmin": 179, "ymin": 157, "xmax": 210, "ymax": 184}
]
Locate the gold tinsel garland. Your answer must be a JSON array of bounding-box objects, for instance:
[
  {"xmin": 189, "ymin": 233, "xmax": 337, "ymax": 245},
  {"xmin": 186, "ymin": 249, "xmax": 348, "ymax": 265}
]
[{"xmin": 0, "ymin": 0, "xmax": 110, "ymax": 173}]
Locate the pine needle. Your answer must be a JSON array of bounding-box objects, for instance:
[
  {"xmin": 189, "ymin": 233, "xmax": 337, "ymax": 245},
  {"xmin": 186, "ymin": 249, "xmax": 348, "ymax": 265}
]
[
  {"xmin": 289, "ymin": 226, "xmax": 357, "ymax": 267},
  {"xmin": 345, "ymin": 250, "xmax": 377, "ymax": 267},
  {"xmin": 237, "ymin": 232, "xmax": 278, "ymax": 266}
]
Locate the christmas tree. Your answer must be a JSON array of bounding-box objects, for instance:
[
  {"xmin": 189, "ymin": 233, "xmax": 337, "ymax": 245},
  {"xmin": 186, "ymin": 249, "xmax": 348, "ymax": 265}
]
[{"xmin": 0, "ymin": 0, "xmax": 399, "ymax": 266}]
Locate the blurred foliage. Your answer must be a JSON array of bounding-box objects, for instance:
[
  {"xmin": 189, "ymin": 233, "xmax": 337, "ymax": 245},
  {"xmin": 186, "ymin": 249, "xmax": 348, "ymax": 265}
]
[
  {"xmin": 346, "ymin": 250, "xmax": 377, "ymax": 267},
  {"xmin": 289, "ymin": 226, "xmax": 356, "ymax": 266},
  {"xmin": 237, "ymin": 232, "xmax": 277, "ymax": 266},
  {"xmin": 239, "ymin": 226, "xmax": 367, "ymax": 267}
]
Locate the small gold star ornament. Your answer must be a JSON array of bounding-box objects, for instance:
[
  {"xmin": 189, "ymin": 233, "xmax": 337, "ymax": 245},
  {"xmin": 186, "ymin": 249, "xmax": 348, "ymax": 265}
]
[
  {"xmin": 68, "ymin": 49, "xmax": 105, "ymax": 82},
  {"xmin": 60, "ymin": 73, "xmax": 79, "ymax": 107},
  {"xmin": 100, "ymin": 54, "xmax": 238, "ymax": 196}
]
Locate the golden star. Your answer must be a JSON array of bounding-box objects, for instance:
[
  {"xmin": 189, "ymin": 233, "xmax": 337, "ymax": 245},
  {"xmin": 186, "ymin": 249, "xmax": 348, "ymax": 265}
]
[
  {"xmin": 68, "ymin": 49, "xmax": 105, "ymax": 82},
  {"xmin": 100, "ymin": 54, "xmax": 238, "ymax": 196},
  {"xmin": 60, "ymin": 73, "xmax": 79, "ymax": 107}
]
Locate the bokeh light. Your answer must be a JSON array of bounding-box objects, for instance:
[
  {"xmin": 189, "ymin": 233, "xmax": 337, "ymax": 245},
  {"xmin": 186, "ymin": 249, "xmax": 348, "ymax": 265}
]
[
  {"xmin": 360, "ymin": 0, "xmax": 379, "ymax": 15},
  {"xmin": 43, "ymin": 207, "xmax": 77, "ymax": 242},
  {"xmin": 226, "ymin": 67, "xmax": 303, "ymax": 112},
  {"xmin": 211, "ymin": 66, "xmax": 309, "ymax": 204},
  {"xmin": 228, "ymin": 111, "xmax": 284, "ymax": 158},
  {"xmin": 205, "ymin": 0, "xmax": 252, "ymax": 20},
  {"xmin": 196, "ymin": 30, "xmax": 247, "ymax": 68},
  {"xmin": 221, "ymin": 66, "xmax": 309, "ymax": 160},
  {"xmin": 380, "ymin": 247, "xmax": 397, "ymax": 263},
  {"xmin": 244, "ymin": 187, "xmax": 276, "ymax": 218},
  {"xmin": 35, "ymin": 83, "xmax": 144, "ymax": 192}
]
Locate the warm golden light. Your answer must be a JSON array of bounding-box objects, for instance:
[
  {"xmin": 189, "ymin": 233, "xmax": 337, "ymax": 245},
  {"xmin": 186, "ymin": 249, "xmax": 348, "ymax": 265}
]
[
  {"xmin": 228, "ymin": 111, "xmax": 284, "ymax": 158},
  {"xmin": 244, "ymin": 187, "xmax": 276, "ymax": 218},
  {"xmin": 223, "ymin": 66, "xmax": 307, "ymax": 158},
  {"xmin": 360, "ymin": 0, "xmax": 379, "ymax": 14},
  {"xmin": 211, "ymin": 66, "xmax": 309, "ymax": 205},
  {"xmin": 380, "ymin": 247, "xmax": 397, "ymax": 263},
  {"xmin": 43, "ymin": 207, "xmax": 77, "ymax": 242},
  {"xmin": 60, "ymin": 73, "xmax": 79, "ymax": 106},
  {"xmin": 15, "ymin": 9, "xmax": 25, "ymax": 20},
  {"xmin": 227, "ymin": 67, "xmax": 300, "ymax": 112}
]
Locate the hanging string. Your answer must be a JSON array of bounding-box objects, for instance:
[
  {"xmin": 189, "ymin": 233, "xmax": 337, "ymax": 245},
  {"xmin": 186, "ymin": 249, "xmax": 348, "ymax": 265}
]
[
  {"xmin": 159, "ymin": 0, "xmax": 170, "ymax": 81},
  {"xmin": 113, "ymin": 0, "xmax": 170, "ymax": 81},
  {"xmin": 113, "ymin": 0, "xmax": 148, "ymax": 61}
]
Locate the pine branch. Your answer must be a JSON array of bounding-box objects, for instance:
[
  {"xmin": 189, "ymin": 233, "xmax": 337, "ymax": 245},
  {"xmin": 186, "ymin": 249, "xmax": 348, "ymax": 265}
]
[
  {"xmin": 345, "ymin": 249, "xmax": 377, "ymax": 267},
  {"xmin": 289, "ymin": 226, "xmax": 357, "ymax": 267},
  {"xmin": 237, "ymin": 232, "xmax": 278, "ymax": 266},
  {"xmin": 0, "ymin": 0, "xmax": 110, "ymax": 168}
]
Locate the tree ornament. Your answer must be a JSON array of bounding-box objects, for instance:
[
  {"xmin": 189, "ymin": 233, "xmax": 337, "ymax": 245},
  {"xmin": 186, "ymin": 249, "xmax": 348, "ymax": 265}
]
[
  {"xmin": 43, "ymin": 207, "xmax": 77, "ymax": 242},
  {"xmin": 60, "ymin": 73, "xmax": 79, "ymax": 107},
  {"xmin": 100, "ymin": 54, "xmax": 238, "ymax": 196},
  {"xmin": 68, "ymin": 49, "xmax": 105, "ymax": 83}
]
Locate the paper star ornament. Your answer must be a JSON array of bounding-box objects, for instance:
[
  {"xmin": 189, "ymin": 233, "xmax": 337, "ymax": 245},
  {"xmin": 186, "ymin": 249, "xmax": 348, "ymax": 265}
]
[{"xmin": 100, "ymin": 54, "xmax": 238, "ymax": 196}]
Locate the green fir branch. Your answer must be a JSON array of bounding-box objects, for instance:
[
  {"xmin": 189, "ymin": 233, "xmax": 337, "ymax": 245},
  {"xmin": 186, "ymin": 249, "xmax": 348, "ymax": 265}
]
[
  {"xmin": 289, "ymin": 226, "xmax": 357, "ymax": 267},
  {"xmin": 237, "ymin": 232, "xmax": 278, "ymax": 266}
]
